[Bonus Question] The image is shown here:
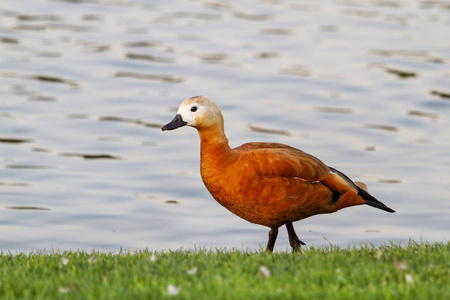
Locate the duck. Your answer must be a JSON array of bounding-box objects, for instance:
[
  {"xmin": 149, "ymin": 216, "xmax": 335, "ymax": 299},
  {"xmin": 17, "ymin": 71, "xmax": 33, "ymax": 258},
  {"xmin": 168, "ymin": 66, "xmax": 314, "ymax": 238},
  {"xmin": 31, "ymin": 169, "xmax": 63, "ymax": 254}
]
[{"xmin": 162, "ymin": 96, "xmax": 395, "ymax": 252}]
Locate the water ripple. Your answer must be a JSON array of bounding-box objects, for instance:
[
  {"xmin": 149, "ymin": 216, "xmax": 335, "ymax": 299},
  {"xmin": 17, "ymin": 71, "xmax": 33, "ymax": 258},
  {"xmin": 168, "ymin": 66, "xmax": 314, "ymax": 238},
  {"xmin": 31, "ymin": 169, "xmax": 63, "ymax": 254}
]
[
  {"xmin": 1, "ymin": 0, "xmax": 449, "ymax": 252},
  {"xmin": 113, "ymin": 72, "xmax": 183, "ymax": 83}
]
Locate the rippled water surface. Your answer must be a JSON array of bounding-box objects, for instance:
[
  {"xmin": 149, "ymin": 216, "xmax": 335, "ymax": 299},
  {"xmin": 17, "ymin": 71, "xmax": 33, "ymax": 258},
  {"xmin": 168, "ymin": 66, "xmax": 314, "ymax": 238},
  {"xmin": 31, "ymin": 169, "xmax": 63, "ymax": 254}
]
[{"xmin": 1, "ymin": 0, "xmax": 449, "ymax": 252}]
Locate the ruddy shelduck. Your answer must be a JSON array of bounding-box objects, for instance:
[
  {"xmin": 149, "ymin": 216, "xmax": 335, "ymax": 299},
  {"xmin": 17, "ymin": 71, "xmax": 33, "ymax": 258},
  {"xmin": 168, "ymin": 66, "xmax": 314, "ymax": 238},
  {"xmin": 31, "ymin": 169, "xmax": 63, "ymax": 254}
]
[{"xmin": 162, "ymin": 96, "xmax": 395, "ymax": 252}]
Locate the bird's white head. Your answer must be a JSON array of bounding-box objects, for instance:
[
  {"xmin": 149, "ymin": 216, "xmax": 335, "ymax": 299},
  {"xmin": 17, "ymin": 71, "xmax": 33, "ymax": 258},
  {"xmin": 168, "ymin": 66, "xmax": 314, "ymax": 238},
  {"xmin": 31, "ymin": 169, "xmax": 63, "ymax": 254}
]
[{"xmin": 161, "ymin": 96, "xmax": 224, "ymax": 131}]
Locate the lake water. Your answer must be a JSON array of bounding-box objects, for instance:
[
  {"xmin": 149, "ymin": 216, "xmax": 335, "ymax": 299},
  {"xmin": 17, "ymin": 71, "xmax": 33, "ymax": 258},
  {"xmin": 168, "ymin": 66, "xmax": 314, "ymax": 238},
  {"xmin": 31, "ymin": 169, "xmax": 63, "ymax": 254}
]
[{"xmin": 1, "ymin": 0, "xmax": 449, "ymax": 252}]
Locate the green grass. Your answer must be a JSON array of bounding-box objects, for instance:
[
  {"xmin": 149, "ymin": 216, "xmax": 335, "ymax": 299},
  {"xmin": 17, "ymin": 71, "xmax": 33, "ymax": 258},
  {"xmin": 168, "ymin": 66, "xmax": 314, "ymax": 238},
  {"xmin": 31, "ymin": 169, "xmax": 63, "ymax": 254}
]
[{"xmin": 0, "ymin": 241, "xmax": 448, "ymax": 299}]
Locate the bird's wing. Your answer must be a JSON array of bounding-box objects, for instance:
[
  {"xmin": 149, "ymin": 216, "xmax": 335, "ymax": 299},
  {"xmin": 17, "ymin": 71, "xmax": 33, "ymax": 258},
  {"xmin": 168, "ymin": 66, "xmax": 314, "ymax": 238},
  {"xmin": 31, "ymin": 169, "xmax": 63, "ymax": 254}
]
[{"xmin": 234, "ymin": 143, "xmax": 330, "ymax": 183}]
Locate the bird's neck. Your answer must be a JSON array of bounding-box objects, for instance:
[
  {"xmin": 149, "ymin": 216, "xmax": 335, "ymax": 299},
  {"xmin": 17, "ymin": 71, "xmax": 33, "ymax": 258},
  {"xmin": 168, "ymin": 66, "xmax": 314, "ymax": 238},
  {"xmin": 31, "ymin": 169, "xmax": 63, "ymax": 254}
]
[
  {"xmin": 198, "ymin": 126, "xmax": 233, "ymax": 186},
  {"xmin": 198, "ymin": 126, "xmax": 231, "ymax": 160}
]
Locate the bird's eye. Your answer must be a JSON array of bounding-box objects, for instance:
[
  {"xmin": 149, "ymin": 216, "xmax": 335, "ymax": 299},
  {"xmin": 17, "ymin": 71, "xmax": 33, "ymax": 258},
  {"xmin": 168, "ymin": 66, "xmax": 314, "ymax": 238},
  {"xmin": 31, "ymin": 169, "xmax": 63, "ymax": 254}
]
[{"xmin": 191, "ymin": 106, "xmax": 197, "ymax": 112}]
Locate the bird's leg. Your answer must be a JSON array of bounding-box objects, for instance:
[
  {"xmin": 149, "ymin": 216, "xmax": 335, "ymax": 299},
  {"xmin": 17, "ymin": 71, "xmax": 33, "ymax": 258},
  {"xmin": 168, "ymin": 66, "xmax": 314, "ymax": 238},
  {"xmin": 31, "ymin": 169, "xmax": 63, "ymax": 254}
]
[
  {"xmin": 286, "ymin": 222, "xmax": 306, "ymax": 253},
  {"xmin": 266, "ymin": 228, "xmax": 278, "ymax": 253}
]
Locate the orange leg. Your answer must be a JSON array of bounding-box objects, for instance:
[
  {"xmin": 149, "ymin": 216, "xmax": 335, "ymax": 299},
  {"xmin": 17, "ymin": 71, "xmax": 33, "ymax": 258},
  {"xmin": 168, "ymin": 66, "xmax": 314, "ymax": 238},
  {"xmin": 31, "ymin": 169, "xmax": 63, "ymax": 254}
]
[{"xmin": 286, "ymin": 222, "xmax": 305, "ymax": 253}]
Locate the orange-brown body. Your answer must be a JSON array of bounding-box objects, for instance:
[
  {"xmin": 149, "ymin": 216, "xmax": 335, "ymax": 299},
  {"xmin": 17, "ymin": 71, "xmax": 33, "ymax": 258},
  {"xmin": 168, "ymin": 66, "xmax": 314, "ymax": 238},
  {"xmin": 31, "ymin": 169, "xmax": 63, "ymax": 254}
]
[
  {"xmin": 199, "ymin": 129, "xmax": 365, "ymax": 229},
  {"xmin": 162, "ymin": 96, "xmax": 394, "ymax": 252}
]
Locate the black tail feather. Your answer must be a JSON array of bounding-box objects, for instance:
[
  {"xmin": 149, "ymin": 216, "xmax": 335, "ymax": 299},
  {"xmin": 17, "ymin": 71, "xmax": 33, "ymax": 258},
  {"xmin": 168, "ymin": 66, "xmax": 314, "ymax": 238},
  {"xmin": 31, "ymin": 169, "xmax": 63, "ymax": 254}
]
[
  {"xmin": 328, "ymin": 166, "xmax": 395, "ymax": 213},
  {"xmin": 357, "ymin": 186, "xmax": 395, "ymax": 213}
]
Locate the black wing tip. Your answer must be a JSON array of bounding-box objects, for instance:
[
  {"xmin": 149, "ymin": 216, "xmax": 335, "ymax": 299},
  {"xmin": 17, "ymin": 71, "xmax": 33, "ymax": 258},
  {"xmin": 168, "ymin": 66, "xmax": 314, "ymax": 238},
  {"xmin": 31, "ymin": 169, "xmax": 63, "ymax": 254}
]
[
  {"xmin": 328, "ymin": 166, "xmax": 395, "ymax": 213},
  {"xmin": 356, "ymin": 186, "xmax": 395, "ymax": 213},
  {"xmin": 382, "ymin": 206, "xmax": 396, "ymax": 213}
]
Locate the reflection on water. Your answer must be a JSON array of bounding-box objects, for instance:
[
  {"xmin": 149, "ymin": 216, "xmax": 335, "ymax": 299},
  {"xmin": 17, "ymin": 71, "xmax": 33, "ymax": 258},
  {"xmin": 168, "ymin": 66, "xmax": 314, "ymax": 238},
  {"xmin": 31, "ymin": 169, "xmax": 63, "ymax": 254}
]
[
  {"xmin": 382, "ymin": 67, "xmax": 417, "ymax": 79},
  {"xmin": 314, "ymin": 107, "xmax": 353, "ymax": 114},
  {"xmin": 114, "ymin": 72, "xmax": 184, "ymax": 83},
  {"xmin": 407, "ymin": 110, "xmax": 438, "ymax": 120},
  {"xmin": 59, "ymin": 153, "xmax": 120, "ymax": 160},
  {"xmin": 363, "ymin": 124, "xmax": 398, "ymax": 132},
  {"xmin": 99, "ymin": 116, "xmax": 162, "ymax": 128},
  {"xmin": 431, "ymin": 90, "xmax": 450, "ymax": 99},
  {"xmin": 0, "ymin": 138, "xmax": 32, "ymax": 144},
  {"xmin": 126, "ymin": 53, "xmax": 175, "ymax": 64},
  {"xmin": 0, "ymin": 0, "xmax": 449, "ymax": 252},
  {"xmin": 6, "ymin": 206, "xmax": 51, "ymax": 211},
  {"xmin": 5, "ymin": 165, "xmax": 55, "ymax": 170},
  {"xmin": 0, "ymin": 72, "xmax": 79, "ymax": 87},
  {"xmin": 371, "ymin": 49, "xmax": 445, "ymax": 64},
  {"xmin": 248, "ymin": 125, "xmax": 291, "ymax": 136}
]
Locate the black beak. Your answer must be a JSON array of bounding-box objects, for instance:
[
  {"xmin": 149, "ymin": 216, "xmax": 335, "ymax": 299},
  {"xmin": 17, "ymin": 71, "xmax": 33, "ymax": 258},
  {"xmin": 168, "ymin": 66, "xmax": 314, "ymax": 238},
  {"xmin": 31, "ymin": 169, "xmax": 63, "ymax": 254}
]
[{"xmin": 161, "ymin": 114, "xmax": 187, "ymax": 131}]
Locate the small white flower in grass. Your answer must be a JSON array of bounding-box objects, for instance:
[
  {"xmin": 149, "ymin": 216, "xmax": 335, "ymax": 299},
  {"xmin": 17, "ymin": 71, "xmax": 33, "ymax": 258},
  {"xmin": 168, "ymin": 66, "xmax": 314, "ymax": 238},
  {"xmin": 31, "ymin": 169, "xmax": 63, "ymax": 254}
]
[
  {"xmin": 335, "ymin": 268, "xmax": 344, "ymax": 282},
  {"xmin": 394, "ymin": 261, "xmax": 407, "ymax": 271},
  {"xmin": 150, "ymin": 255, "xmax": 157, "ymax": 262},
  {"xmin": 405, "ymin": 274, "xmax": 413, "ymax": 283},
  {"xmin": 167, "ymin": 284, "xmax": 179, "ymax": 297},
  {"xmin": 61, "ymin": 258, "xmax": 69, "ymax": 266},
  {"xmin": 187, "ymin": 267, "xmax": 197, "ymax": 275},
  {"xmin": 259, "ymin": 266, "xmax": 270, "ymax": 278},
  {"xmin": 59, "ymin": 287, "xmax": 70, "ymax": 294}
]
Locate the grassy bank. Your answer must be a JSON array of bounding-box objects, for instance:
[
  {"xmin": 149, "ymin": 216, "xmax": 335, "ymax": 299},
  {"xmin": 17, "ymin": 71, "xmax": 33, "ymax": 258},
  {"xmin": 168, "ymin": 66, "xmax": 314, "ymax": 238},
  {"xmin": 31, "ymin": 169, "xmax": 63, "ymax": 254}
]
[{"xmin": 0, "ymin": 241, "xmax": 448, "ymax": 299}]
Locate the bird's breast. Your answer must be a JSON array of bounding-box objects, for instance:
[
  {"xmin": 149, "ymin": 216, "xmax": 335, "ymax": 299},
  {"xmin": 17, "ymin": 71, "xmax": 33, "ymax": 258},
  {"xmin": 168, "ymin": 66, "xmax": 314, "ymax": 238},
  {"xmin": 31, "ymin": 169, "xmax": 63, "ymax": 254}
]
[{"xmin": 200, "ymin": 160, "xmax": 333, "ymax": 227}]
